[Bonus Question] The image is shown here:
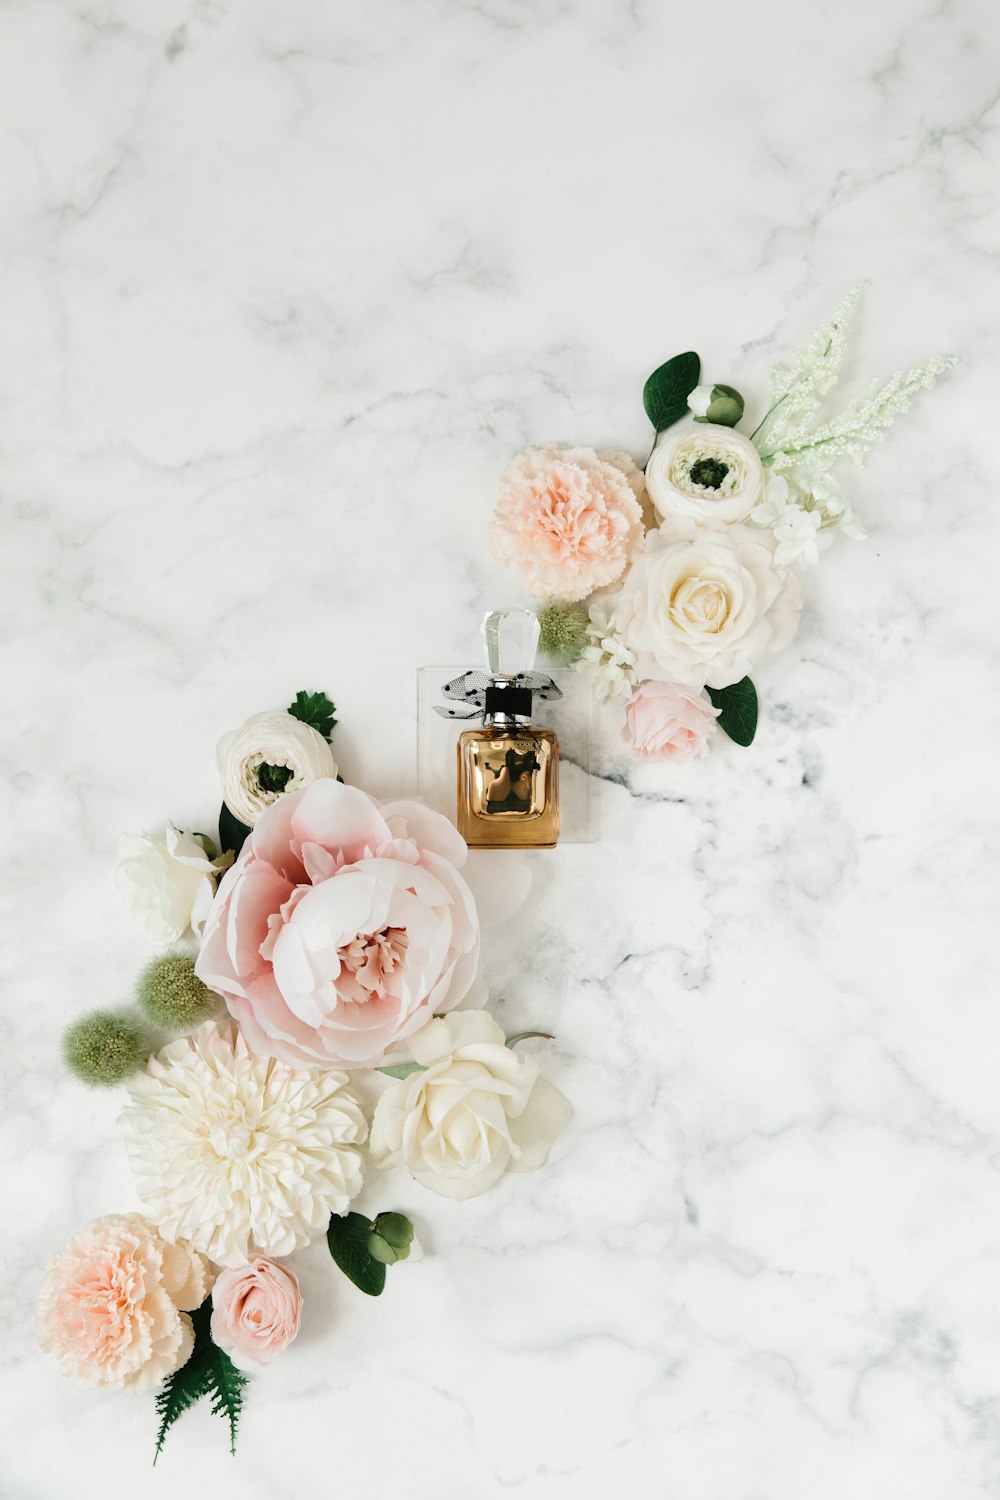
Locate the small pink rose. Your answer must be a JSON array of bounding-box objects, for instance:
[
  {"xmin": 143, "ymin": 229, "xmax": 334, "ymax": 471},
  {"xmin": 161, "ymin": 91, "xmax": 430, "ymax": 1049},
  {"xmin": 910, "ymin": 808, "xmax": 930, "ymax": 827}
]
[
  {"xmin": 210, "ymin": 1257, "xmax": 302, "ymax": 1371},
  {"xmin": 623, "ymin": 681, "xmax": 720, "ymax": 764}
]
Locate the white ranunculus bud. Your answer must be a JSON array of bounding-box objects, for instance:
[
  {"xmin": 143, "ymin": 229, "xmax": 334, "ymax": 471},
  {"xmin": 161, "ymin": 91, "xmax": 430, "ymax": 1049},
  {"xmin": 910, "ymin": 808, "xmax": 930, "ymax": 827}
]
[
  {"xmin": 370, "ymin": 1012, "xmax": 571, "ymax": 1200},
  {"xmin": 216, "ymin": 710, "xmax": 337, "ymax": 827},
  {"xmin": 646, "ymin": 423, "xmax": 764, "ymax": 525},
  {"xmin": 686, "ymin": 384, "xmax": 714, "ymax": 418},
  {"xmin": 116, "ymin": 825, "xmax": 227, "ymax": 945}
]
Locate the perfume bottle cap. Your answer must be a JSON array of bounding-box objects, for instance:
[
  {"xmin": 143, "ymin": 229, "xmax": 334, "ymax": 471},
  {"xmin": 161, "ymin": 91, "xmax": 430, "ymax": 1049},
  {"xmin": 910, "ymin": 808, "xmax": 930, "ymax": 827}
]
[{"xmin": 481, "ymin": 608, "xmax": 540, "ymax": 679}]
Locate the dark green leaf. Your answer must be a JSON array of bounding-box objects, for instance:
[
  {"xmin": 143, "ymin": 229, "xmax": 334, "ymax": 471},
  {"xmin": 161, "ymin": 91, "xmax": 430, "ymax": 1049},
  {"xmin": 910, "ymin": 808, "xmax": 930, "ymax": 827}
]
[
  {"xmin": 218, "ymin": 802, "xmax": 251, "ymax": 860},
  {"xmin": 327, "ymin": 1212, "xmax": 387, "ymax": 1296},
  {"xmin": 288, "ymin": 689, "xmax": 337, "ymax": 741},
  {"xmin": 204, "ymin": 1328, "xmax": 249, "ymax": 1457},
  {"xmin": 706, "ymin": 677, "xmax": 758, "ymax": 747},
  {"xmin": 154, "ymin": 1300, "xmax": 249, "ymax": 1463},
  {"xmin": 376, "ymin": 1061, "xmax": 426, "ymax": 1079},
  {"xmin": 505, "ymin": 1030, "xmax": 555, "ymax": 1049},
  {"xmin": 642, "ymin": 352, "xmax": 701, "ymax": 433}
]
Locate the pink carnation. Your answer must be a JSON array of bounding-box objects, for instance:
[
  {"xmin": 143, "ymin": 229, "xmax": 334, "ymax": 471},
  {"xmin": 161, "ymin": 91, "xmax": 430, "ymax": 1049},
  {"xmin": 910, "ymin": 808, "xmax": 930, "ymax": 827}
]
[
  {"xmin": 210, "ymin": 1258, "xmax": 301, "ymax": 1371},
  {"xmin": 623, "ymin": 681, "xmax": 720, "ymax": 764},
  {"xmin": 195, "ymin": 780, "xmax": 480, "ymax": 1069},
  {"xmin": 490, "ymin": 445, "xmax": 645, "ymax": 601},
  {"xmin": 37, "ymin": 1214, "xmax": 212, "ymax": 1392}
]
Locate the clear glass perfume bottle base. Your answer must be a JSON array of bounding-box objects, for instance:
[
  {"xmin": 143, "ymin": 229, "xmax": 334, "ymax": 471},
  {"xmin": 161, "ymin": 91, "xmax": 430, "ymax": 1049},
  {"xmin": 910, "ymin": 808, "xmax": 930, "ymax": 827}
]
[{"xmin": 457, "ymin": 729, "xmax": 560, "ymax": 849}]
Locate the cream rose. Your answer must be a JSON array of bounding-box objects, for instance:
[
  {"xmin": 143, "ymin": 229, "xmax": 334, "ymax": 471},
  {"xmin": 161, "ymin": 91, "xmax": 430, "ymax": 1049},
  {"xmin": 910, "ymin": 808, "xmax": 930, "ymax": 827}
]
[
  {"xmin": 370, "ymin": 1011, "xmax": 571, "ymax": 1200},
  {"xmin": 646, "ymin": 424, "xmax": 764, "ymax": 524},
  {"xmin": 37, "ymin": 1214, "xmax": 212, "ymax": 1392},
  {"xmin": 116, "ymin": 825, "xmax": 227, "ymax": 945},
  {"xmin": 217, "ymin": 709, "xmax": 337, "ymax": 828},
  {"xmin": 613, "ymin": 517, "xmax": 804, "ymax": 690}
]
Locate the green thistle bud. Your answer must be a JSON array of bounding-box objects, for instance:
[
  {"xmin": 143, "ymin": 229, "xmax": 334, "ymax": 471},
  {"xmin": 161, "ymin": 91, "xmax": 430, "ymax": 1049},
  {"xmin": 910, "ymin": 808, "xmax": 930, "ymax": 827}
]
[
  {"xmin": 367, "ymin": 1212, "xmax": 415, "ymax": 1265},
  {"xmin": 62, "ymin": 1010, "xmax": 148, "ymax": 1087},
  {"xmin": 135, "ymin": 952, "xmax": 216, "ymax": 1032},
  {"xmin": 691, "ymin": 383, "xmax": 745, "ymax": 428},
  {"xmin": 537, "ymin": 601, "xmax": 588, "ymax": 664}
]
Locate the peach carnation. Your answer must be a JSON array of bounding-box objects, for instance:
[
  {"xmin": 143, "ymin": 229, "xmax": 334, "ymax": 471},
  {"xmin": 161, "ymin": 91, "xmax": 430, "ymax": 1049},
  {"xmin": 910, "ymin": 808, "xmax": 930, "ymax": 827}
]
[
  {"xmin": 490, "ymin": 445, "xmax": 645, "ymax": 601},
  {"xmin": 36, "ymin": 1214, "xmax": 212, "ymax": 1392}
]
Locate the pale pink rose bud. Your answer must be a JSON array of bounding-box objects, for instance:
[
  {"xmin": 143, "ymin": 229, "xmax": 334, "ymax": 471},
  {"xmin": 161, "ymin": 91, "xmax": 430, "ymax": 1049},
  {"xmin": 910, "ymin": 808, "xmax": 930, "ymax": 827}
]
[
  {"xmin": 210, "ymin": 1257, "xmax": 302, "ymax": 1371},
  {"xmin": 623, "ymin": 681, "xmax": 720, "ymax": 764}
]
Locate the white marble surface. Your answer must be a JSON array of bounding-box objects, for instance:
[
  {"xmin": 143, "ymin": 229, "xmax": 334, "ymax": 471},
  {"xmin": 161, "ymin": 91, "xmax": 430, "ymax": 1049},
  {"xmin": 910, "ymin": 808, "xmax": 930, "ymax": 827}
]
[{"xmin": 3, "ymin": 0, "xmax": 998, "ymax": 1495}]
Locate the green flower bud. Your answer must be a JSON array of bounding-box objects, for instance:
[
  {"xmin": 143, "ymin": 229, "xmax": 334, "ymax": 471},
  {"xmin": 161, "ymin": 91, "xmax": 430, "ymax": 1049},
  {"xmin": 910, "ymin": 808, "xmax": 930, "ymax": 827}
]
[
  {"xmin": 367, "ymin": 1212, "xmax": 415, "ymax": 1265},
  {"xmin": 693, "ymin": 383, "xmax": 745, "ymax": 428}
]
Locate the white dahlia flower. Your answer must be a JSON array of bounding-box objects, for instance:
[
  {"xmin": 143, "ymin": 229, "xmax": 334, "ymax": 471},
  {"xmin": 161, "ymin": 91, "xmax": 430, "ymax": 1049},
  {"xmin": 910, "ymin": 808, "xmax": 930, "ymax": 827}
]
[{"xmin": 120, "ymin": 1021, "xmax": 367, "ymax": 1267}]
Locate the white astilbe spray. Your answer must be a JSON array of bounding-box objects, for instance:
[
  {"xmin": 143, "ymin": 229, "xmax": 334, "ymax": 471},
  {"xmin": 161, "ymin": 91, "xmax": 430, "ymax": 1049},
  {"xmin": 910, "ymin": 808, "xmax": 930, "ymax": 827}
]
[{"xmin": 753, "ymin": 284, "xmax": 956, "ymax": 472}]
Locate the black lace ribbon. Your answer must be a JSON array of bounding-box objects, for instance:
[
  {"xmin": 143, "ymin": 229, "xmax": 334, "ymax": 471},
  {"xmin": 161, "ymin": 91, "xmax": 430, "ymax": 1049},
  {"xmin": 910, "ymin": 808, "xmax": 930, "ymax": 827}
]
[{"xmin": 433, "ymin": 670, "xmax": 563, "ymax": 719}]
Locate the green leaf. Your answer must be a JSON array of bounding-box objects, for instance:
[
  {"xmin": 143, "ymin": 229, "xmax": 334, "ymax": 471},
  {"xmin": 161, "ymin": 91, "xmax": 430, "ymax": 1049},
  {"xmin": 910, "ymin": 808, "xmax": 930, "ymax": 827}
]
[
  {"xmin": 204, "ymin": 1328, "xmax": 249, "ymax": 1457},
  {"xmin": 153, "ymin": 1300, "xmax": 249, "ymax": 1463},
  {"xmin": 218, "ymin": 802, "xmax": 251, "ymax": 860},
  {"xmin": 642, "ymin": 351, "xmax": 701, "ymax": 433},
  {"xmin": 327, "ymin": 1212, "xmax": 387, "ymax": 1296},
  {"xmin": 505, "ymin": 1030, "xmax": 555, "ymax": 1049},
  {"xmin": 288, "ymin": 689, "xmax": 337, "ymax": 741},
  {"xmin": 706, "ymin": 677, "xmax": 758, "ymax": 747},
  {"xmin": 375, "ymin": 1061, "xmax": 426, "ymax": 1079}
]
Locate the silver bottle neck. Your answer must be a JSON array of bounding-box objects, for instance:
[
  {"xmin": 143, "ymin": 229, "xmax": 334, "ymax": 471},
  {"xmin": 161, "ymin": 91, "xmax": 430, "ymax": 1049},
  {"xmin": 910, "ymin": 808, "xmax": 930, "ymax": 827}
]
[{"xmin": 484, "ymin": 709, "xmax": 533, "ymax": 730}]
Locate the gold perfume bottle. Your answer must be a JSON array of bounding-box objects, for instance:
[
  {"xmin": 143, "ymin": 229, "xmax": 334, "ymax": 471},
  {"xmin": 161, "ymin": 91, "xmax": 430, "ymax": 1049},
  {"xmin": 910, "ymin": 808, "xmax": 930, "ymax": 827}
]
[{"xmin": 455, "ymin": 610, "xmax": 560, "ymax": 850}]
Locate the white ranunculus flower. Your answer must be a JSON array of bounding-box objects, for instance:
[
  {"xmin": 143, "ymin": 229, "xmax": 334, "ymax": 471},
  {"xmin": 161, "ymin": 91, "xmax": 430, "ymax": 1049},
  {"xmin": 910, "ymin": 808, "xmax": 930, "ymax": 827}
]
[
  {"xmin": 217, "ymin": 709, "xmax": 337, "ymax": 827},
  {"xmin": 613, "ymin": 517, "xmax": 805, "ymax": 690},
  {"xmin": 370, "ymin": 1011, "xmax": 571, "ymax": 1200},
  {"xmin": 116, "ymin": 824, "xmax": 227, "ymax": 945},
  {"xmin": 646, "ymin": 423, "xmax": 764, "ymax": 524}
]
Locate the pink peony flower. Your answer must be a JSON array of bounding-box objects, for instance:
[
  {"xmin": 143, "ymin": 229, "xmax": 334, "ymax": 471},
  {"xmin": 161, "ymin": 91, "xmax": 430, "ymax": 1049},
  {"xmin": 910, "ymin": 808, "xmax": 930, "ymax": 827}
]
[
  {"xmin": 36, "ymin": 1214, "xmax": 212, "ymax": 1391},
  {"xmin": 490, "ymin": 445, "xmax": 645, "ymax": 601},
  {"xmin": 195, "ymin": 780, "xmax": 480, "ymax": 1069},
  {"xmin": 623, "ymin": 681, "xmax": 720, "ymax": 764},
  {"xmin": 210, "ymin": 1257, "xmax": 301, "ymax": 1371}
]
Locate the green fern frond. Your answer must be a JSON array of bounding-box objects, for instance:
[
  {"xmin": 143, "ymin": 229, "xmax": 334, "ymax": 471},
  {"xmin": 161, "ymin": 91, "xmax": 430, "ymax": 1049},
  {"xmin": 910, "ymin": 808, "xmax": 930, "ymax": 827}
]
[
  {"xmin": 152, "ymin": 1299, "xmax": 250, "ymax": 1463},
  {"xmin": 205, "ymin": 1337, "xmax": 249, "ymax": 1456},
  {"xmin": 154, "ymin": 1303, "xmax": 213, "ymax": 1463}
]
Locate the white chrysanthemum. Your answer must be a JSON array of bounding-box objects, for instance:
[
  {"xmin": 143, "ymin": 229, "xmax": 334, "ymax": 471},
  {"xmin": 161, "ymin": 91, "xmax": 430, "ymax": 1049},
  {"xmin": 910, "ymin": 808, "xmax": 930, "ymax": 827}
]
[{"xmin": 120, "ymin": 1021, "xmax": 367, "ymax": 1268}]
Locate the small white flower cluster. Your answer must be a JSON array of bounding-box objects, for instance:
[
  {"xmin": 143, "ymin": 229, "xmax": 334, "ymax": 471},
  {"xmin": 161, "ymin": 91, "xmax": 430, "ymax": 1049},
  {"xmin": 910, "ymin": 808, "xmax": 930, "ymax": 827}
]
[
  {"xmin": 751, "ymin": 470, "xmax": 866, "ymax": 568},
  {"xmin": 576, "ymin": 604, "xmax": 636, "ymax": 701}
]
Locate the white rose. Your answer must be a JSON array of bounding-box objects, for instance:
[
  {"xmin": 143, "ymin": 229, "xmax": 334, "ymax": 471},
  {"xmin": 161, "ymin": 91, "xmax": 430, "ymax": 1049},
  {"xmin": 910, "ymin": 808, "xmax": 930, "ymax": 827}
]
[
  {"xmin": 646, "ymin": 423, "xmax": 764, "ymax": 524},
  {"xmin": 613, "ymin": 517, "xmax": 805, "ymax": 689},
  {"xmin": 370, "ymin": 1012, "xmax": 571, "ymax": 1200},
  {"xmin": 217, "ymin": 709, "xmax": 337, "ymax": 827},
  {"xmin": 116, "ymin": 824, "xmax": 227, "ymax": 945}
]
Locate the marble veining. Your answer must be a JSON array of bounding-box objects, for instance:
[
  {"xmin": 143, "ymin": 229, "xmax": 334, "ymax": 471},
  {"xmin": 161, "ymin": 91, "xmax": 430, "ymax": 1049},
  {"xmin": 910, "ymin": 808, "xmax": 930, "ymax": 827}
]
[{"xmin": 2, "ymin": 0, "xmax": 998, "ymax": 1495}]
